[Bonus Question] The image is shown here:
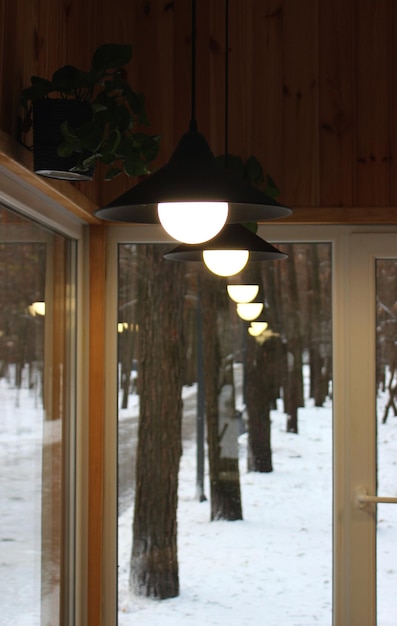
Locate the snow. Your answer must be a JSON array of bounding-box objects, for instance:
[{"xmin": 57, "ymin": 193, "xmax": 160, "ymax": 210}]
[
  {"xmin": 118, "ymin": 402, "xmax": 333, "ymax": 626},
  {"xmin": 1, "ymin": 367, "xmax": 397, "ymax": 626}
]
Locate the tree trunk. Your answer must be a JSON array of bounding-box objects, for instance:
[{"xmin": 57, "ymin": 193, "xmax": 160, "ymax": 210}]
[
  {"xmin": 283, "ymin": 244, "xmax": 304, "ymax": 433},
  {"xmin": 308, "ymin": 244, "xmax": 327, "ymax": 407},
  {"xmin": 130, "ymin": 245, "xmax": 185, "ymax": 599},
  {"xmin": 200, "ymin": 269, "xmax": 243, "ymax": 521},
  {"xmin": 246, "ymin": 335, "xmax": 279, "ymax": 472}
]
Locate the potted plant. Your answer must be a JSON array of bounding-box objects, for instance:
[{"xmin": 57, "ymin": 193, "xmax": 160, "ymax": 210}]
[{"xmin": 20, "ymin": 43, "xmax": 159, "ymax": 181}]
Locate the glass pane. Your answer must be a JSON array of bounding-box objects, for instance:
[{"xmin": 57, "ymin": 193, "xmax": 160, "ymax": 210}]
[
  {"xmin": 376, "ymin": 259, "xmax": 397, "ymax": 626},
  {"xmin": 118, "ymin": 242, "xmax": 332, "ymax": 625},
  {"xmin": 0, "ymin": 206, "xmax": 76, "ymax": 625}
]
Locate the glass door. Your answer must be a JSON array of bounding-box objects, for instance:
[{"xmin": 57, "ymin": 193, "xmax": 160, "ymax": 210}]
[
  {"xmin": 344, "ymin": 234, "xmax": 397, "ymax": 626},
  {"xmin": 115, "ymin": 241, "xmax": 333, "ymax": 626}
]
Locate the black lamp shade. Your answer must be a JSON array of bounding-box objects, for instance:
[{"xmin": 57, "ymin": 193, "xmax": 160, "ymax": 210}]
[
  {"xmin": 163, "ymin": 223, "xmax": 287, "ymax": 262},
  {"xmin": 95, "ymin": 131, "xmax": 292, "ymax": 223}
]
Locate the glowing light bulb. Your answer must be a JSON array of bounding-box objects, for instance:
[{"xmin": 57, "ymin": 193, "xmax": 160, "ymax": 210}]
[
  {"xmin": 227, "ymin": 284, "xmax": 259, "ymax": 303},
  {"xmin": 248, "ymin": 321, "xmax": 268, "ymax": 336},
  {"xmin": 202, "ymin": 249, "xmax": 249, "ymax": 277},
  {"xmin": 28, "ymin": 301, "xmax": 45, "ymax": 316},
  {"xmin": 236, "ymin": 302, "xmax": 264, "ymax": 321},
  {"xmin": 158, "ymin": 201, "xmax": 228, "ymax": 244}
]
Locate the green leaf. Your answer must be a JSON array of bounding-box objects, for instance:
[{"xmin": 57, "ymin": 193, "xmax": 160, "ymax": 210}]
[
  {"xmin": 51, "ymin": 65, "xmax": 92, "ymax": 96},
  {"xmin": 242, "ymin": 222, "xmax": 258, "ymax": 234},
  {"xmin": 104, "ymin": 166, "xmax": 123, "ymax": 181},
  {"xmin": 106, "ymin": 129, "xmax": 122, "ymax": 155},
  {"xmin": 81, "ymin": 154, "xmax": 99, "ymax": 168},
  {"xmin": 265, "ymin": 173, "xmax": 280, "ymax": 198},
  {"xmin": 140, "ymin": 134, "xmax": 160, "ymax": 162},
  {"xmin": 91, "ymin": 44, "xmax": 132, "ymax": 72},
  {"xmin": 123, "ymin": 152, "xmax": 148, "ymax": 177},
  {"xmin": 75, "ymin": 121, "xmax": 104, "ymax": 152},
  {"xmin": 245, "ymin": 156, "xmax": 264, "ymax": 186},
  {"xmin": 57, "ymin": 141, "xmax": 75, "ymax": 157},
  {"xmin": 124, "ymin": 87, "xmax": 148, "ymax": 124},
  {"xmin": 110, "ymin": 105, "xmax": 131, "ymax": 132},
  {"xmin": 59, "ymin": 120, "xmax": 78, "ymax": 142}
]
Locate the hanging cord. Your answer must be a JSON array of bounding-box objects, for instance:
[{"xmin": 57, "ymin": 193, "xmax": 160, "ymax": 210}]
[
  {"xmin": 224, "ymin": 0, "xmax": 229, "ymax": 167},
  {"xmin": 190, "ymin": 0, "xmax": 198, "ymax": 132}
]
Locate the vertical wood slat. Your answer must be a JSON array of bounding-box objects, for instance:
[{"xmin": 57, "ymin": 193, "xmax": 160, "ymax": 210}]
[
  {"xmin": 87, "ymin": 224, "xmax": 106, "ymax": 626},
  {"xmin": 354, "ymin": 0, "xmax": 393, "ymax": 207},
  {"xmin": 281, "ymin": 0, "xmax": 319, "ymax": 208},
  {"xmin": 318, "ymin": 0, "xmax": 355, "ymax": 207},
  {"xmin": 230, "ymin": 0, "xmax": 284, "ymax": 194}
]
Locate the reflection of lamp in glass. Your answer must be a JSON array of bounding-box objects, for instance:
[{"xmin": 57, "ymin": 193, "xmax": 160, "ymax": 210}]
[
  {"xmin": 227, "ymin": 284, "xmax": 259, "ymax": 303},
  {"xmin": 248, "ymin": 321, "xmax": 268, "ymax": 336},
  {"xmin": 236, "ymin": 302, "xmax": 263, "ymax": 321},
  {"xmin": 28, "ymin": 301, "xmax": 45, "ymax": 316},
  {"xmin": 203, "ymin": 249, "xmax": 249, "ymax": 277},
  {"xmin": 164, "ymin": 223, "xmax": 286, "ymax": 277}
]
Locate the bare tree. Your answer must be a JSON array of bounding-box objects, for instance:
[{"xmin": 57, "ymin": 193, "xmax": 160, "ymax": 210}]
[
  {"xmin": 130, "ymin": 244, "xmax": 185, "ymax": 599},
  {"xmin": 200, "ymin": 268, "xmax": 243, "ymax": 521}
]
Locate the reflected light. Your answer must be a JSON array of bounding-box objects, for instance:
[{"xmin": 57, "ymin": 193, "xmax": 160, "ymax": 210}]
[
  {"xmin": 28, "ymin": 301, "xmax": 45, "ymax": 316},
  {"xmin": 203, "ymin": 249, "xmax": 249, "ymax": 277},
  {"xmin": 158, "ymin": 201, "xmax": 228, "ymax": 244},
  {"xmin": 227, "ymin": 284, "xmax": 259, "ymax": 303},
  {"xmin": 236, "ymin": 302, "xmax": 264, "ymax": 321},
  {"xmin": 248, "ymin": 321, "xmax": 268, "ymax": 336}
]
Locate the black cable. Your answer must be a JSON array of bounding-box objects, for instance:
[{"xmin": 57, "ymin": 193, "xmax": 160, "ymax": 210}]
[
  {"xmin": 190, "ymin": 0, "xmax": 197, "ymax": 132},
  {"xmin": 224, "ymin": 0, "xmax": 229, "ymax": 167}
]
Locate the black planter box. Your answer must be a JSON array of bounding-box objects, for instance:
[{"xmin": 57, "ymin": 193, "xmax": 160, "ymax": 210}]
[{"xmin": 33, "ymin": 99, "xmax": 94, "ymax": 181}]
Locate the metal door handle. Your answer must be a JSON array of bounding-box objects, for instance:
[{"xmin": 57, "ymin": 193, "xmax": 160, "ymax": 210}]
[{"xmin": 355, "ymin": 486, "xmax": 397, "ymax": 509}]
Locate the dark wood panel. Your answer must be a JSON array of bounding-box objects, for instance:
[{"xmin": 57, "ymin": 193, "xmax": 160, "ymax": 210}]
[
  {"xmin": 354, "ymin": 0, "xmax": 394, "ymax": 206},
  {"xmin": 318, "ymin": 0, "xmax": 355, "ymax": 207},
  {"xmin": 1, "ymin": 0, "xmax": 397, "ymax": 219},
  {"xmin": 281, "ymin": 0, "xmax": 319, "ymax": 207}
]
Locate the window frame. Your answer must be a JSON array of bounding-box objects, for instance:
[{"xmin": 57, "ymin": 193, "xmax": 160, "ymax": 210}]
[
  {"xmin": 104, "ymin": 222, "xmax": 397, "ymax": 626},
  {"xmin": 0, "ymin": 166, "xmax": 87, "ymax": 626}
]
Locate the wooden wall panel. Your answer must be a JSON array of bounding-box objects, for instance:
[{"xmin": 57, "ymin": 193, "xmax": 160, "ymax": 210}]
[
  {"xmin": 354, "ymin": 0, "xmax": 394, "ymax": 207},
  {"xmin": 318, "ymin": 0, "xmax": 355, "ymax": 208},
  {"xmin": 281, "ymin": 0, "xmax": 319, "ymax": 207},
  {"xmin": 2, "ymin": 0, "xmax": 397, "ymax": 220},
  {"xmin": 229, "ymin": 0, "xmax": 284, "ymax": 193}
]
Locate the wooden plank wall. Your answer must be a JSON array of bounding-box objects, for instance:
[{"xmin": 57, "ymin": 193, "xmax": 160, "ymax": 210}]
[{"xmin": 1, "ymin": 0, "xmax": 397, "ymax": 220}]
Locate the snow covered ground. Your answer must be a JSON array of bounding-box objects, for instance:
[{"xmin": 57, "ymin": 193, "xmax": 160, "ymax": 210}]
[
  {"xmin": 118, "ymin": 375, "xmax": 397, "ymax": 626},
  {"xmin": 1, "ymin": 368, "xmax": 397, "ymax": 626}
]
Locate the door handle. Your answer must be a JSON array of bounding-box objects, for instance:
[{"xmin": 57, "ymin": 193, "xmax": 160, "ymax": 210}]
[{"xmin": 355, "ymin": 485, "xmax": 397, "ymax": 509}]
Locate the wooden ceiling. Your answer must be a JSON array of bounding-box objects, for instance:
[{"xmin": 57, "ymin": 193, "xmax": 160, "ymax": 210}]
[{"xmin": 1, "ymin": 0, "xmax": 397, "ymax": 223}]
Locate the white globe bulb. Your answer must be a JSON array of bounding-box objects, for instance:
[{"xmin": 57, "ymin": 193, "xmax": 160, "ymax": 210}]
[
  {"xmin": 202, "ymin": 250, "xmax": 249, "ymax": 277},
  {"xmin": 227, "ymin": 284, "xmax": 259, "ymax": 303},
  {"xmin": 248, "ymin": 321, "xmax": 268, "ymax": 336},
  {"xmin": 236, "ymin": 302, "xmax": 264, "ymax": 321},
  {"xmin": 158, "ymin": 201, "xmax": 228, "ymax": 244}
]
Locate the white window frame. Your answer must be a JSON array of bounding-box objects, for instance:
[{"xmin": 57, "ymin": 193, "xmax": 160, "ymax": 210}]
[{"xmin": 104, "ymin": 222, "xmax": 397, "ymax": 626}]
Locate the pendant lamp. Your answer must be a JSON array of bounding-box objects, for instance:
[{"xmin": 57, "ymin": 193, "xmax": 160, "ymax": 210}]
[
  {"xmin": 248, "ymin": 321, "xmax": 269, "ymax": 336},
  {"xmin": 236, "ymin": 301, "xmax": 264, "ymax": 321},
  {"xmin": 94, "ymin": 0, "xmax": 291, "ymax": 241},
  {"xmin": 163, "ymin": 223, "xmax": 287, "ymax": 277},
  {"xmin": 227, "ymin": 284, "xmax": 260, "ymax": 303}
]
